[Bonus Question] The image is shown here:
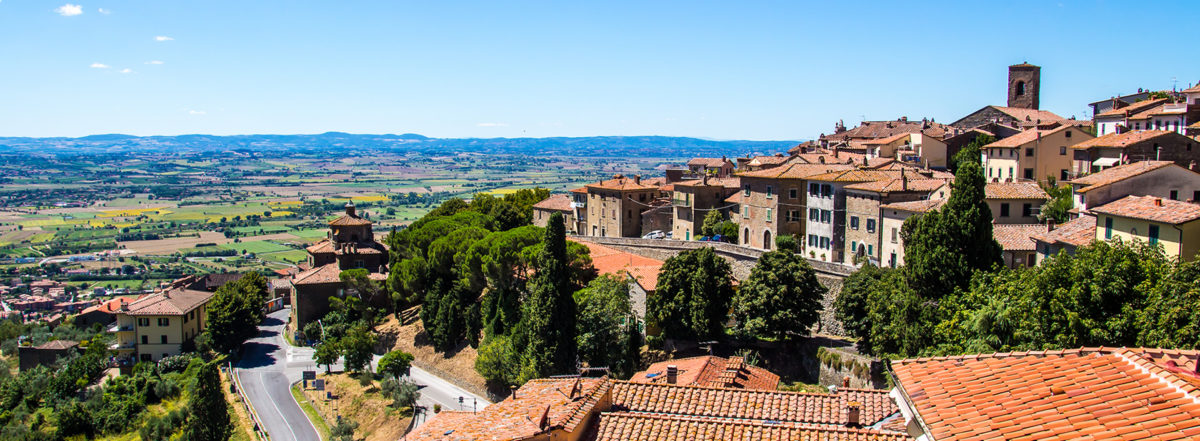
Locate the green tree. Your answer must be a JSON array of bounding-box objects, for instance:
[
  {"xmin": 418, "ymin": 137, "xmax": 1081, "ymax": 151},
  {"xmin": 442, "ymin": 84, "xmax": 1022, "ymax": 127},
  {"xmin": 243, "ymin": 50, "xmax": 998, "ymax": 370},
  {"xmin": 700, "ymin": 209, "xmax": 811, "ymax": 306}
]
[
  {"xmin": 647, "ymin": 247, "xmax": 734, "ymax": 340},
  {"xmin": 834, "ymin": 263, "xmax": 885, "ymax": 341},
  {"xmin": 340, "ymin": 324, "xmax": 378, "ymax": 373},
  {"xmin": 1038, "ymin": 178, "xmax": 1072, "ymax": 224},
  {"xmin": 378, "ymin": 350, "xmax": 414, "ymax": 380},
  {"xmin": 514, "ymin": 212, "xmax": 576, "ymax": 382},
  {"xmin": 313, "ymin": 340, "xmax": 340, "ymax": 374},
  {"xmin": 203, "ymin": 273, "xmax": 268, "ymax": 354},
  {"xmin": 1139, "ymin": 257, "xmax": 1200, "ymax": 349},
  {"xmin": 475, "ymin": 335, "xmax": 519, "ymax": 386},
  {"xmin": 182, "ymin": 361, "xmax": 232, "ymax": 441},
  {"xmin": 701, "ymin": 209, "xmax": 724, "ymax": 237},
  {"xmin": 330, "ymin": 418, "xmax": 359, "ymax": 441},
  {"xmin": 732, "ymin": 250, "xmax": 826, "ymax": 341},
  {"xmin": 575, "ymin": 275, "xmax": 640, "ymax": 378},
  {"xmin": 340, "ymin": 268, "xmax": 386, "ymax": 320},
  {"xmin": 950, "ymin": 134, "xmax": 994, "ymax": 172}
]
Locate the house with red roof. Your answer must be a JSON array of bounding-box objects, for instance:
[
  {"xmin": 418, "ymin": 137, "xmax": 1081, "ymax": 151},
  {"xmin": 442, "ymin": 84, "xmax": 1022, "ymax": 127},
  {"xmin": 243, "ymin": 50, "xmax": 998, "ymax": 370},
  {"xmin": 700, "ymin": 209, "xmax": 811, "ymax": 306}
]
[
  {"xmin": 1069, "ymin": 130, "xmax": 1199, "ymax": 175},
  {"xmin": 1068, "ymin": 160, "xmax": 1200, "ymax": 214},
  {"xmin": 630, "ymin": 355, "xmax": 779, "ymax": 390},
  {"xmin": 110, "ymin": 278, "xmax": 214, "ymax": 364},
  {"xmin": 290, "ymin": 201, "xmax": 389, "ymax": 331},
  {"xmin": 1091, "ymin": 195, "xmax": 1200, "ymax": 261},
  {"xmin": 532, "ymin": 193, "xmax": 576, "ymax": 233},
  {"xmin": 570, "ymin": 240, "xmax": 661, "ymax": 333}
]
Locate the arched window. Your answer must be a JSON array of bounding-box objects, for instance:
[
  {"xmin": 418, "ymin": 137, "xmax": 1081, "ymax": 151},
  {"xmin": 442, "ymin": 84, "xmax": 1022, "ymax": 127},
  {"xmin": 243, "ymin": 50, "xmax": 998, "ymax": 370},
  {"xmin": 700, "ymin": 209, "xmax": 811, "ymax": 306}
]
[
  {"xmin": 744, "ymin": 228, "xmax": 750, "ymax": 244},
  {"xmin": 1016, "ymin": 81, "xmax": 1026, "ymax": 96},
  {"xmin": 763, "ymin": 230, "xmax": 772, "ymax": 250}
]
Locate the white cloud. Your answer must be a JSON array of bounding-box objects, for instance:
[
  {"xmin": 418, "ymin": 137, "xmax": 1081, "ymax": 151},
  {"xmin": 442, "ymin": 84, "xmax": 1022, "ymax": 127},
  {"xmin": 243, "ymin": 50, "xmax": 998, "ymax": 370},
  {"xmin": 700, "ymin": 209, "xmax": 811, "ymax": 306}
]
[
  {"xmin": 145, "ymin": 60, "xmax": 164, "ymax": 65},
  {"xmin": 188, "ymin": 110, "xmax": 206, "ymax": 115},
  {"xmin": 90, "ymin": 63, "xmax": 110, "ymax": 69},
  {"xmin": 98, "ymin": 8, "xmax": 110, "ymax": 14},
  {"xmin": 55, "ymin": 4, "xmax": 83, "ymax": 16},
  {"xmin": 155, "ymin": 36, "xmax": 174, "ymax": 42},
  {"xmin": 476, "ymin": 122, "xmax": 508, "ymax": 127},
  {"xmin": 120, "ymin": 68, "xmax": 133, "ymax": 74}
]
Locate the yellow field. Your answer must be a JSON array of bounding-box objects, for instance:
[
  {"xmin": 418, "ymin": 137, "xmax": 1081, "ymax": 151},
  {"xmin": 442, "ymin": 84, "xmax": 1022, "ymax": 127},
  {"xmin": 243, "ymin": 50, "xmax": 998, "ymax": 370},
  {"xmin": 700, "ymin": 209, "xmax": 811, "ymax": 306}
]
[
  {"xmin": 330, "ymin": 195, "xmax": 389, "ymax": 202},
  {"xmin": 98, "ymin": 207, "xmax": 170, "ymax": 218}
]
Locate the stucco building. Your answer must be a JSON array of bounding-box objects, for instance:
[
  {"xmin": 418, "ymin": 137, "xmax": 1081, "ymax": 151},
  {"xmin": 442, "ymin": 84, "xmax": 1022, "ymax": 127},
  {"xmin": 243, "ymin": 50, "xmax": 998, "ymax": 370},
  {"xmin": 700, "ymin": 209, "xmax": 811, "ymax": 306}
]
[
  {"xmin": 982, "ymin": 124, "xmax": 1094, "ymax": 183},
  {"xmin": 735, "ymin": 163, "xmax": 853, "ymax": 250},
  {"xmin": 843, "ymin": 174, "xmax": 948, "ymax": 266},
  {"xmin": 1069, "ymin": 161, "xmax": 1200, "ymax": 214},
  {"xmin": 111, "ymin": 281, "xmax": 213, "ymax": 364},
  {"xmin": 532, "ymin": 193, "xmax": 575, "ymax": 233},
  {"xmin": 1091, "ymin": 195, "xmax": 1200, "ymax": 261},
  {"xmin": 1069, "ymin": 130, "xmax": 1200, "ymax": 175},
  {"xmin": 670, "ymin": 176, "xmax": 739, "ymax": 241}
]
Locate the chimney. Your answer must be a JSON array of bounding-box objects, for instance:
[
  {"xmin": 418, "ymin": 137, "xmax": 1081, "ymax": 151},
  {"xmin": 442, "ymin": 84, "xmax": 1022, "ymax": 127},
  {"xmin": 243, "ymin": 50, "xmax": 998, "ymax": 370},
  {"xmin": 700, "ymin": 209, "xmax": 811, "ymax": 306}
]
[
  {"xmin": 1155, "ymin": 198, "xmax": 1164, "ymax": 207},
  {"xmin": 634, "ymin": 175, "xmax": 641, "ymax": 184},
  {"xmin": 846, "ymin": 401, "xmax": 861, "ymax": 427},
  {"xmin": 345, "ymin": 200, "xmax": 356, "ymax": 217},
  {"xmin": 900, "ymin": 170, "xmax": 908, "ymax": 191},
  {"xmin": 842, "ymin": 376, "xmax": 851, "ymax": 388},
  {"xmin": 666, "ymin": 365, "xmax": 678, "ymax": 384},
  {"xmin": 1047, "ymin": 219, "xmax": 1056, "ymax": 232},
  {"xmin": 1190, "ymin": 160, "xmax": 1196, "ymax": 171}
]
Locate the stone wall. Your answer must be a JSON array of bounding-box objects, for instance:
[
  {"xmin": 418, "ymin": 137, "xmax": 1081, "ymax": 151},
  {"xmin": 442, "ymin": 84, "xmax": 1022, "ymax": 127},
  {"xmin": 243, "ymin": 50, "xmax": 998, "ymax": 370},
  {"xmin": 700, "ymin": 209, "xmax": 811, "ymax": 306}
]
[{"xmin": 816, "ymin": 346, "xmax": 888, "ymax": 389}]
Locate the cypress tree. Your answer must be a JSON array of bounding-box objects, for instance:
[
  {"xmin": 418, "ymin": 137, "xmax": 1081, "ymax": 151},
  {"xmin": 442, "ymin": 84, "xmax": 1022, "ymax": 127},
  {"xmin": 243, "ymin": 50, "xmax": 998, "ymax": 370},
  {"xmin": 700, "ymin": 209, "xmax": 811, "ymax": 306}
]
[
  {"xmin": 183, "ymin": 361, "xmax": 232, "ymax": 441},
  {"xmin": 517, "ymin": 212, "xmax": 576, "ymax": 381}
]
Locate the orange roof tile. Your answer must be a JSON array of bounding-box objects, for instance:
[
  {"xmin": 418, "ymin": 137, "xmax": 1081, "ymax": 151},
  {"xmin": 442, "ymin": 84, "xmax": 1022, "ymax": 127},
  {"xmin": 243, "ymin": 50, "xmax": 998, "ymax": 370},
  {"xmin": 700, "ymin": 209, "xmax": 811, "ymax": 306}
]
[
  {"xmin": 822, "ymin": 119, "xmax": 950, "ymax": 143},
  {"xmin": 592, "ymin": 412, "xmax": 910, "ymax": 441},
  {"xmin": 891, "ymin": 347, "xmax": 1200, "ymax": 441},
  {"xmin": 985, "ymin": 182, "xmax": 1048, "ymax": 200},
  {"xmin": 673, "ymin": 177, "xmax": 740, "ymax": 189},
  {"xmin": 1090, "ymin": 195, "xmax": 1200, "ymax": 225},
  {"xmin": 1030, "ymin": 215, "xmax": 1097, "ymax": 248},
  {"xmin": 36, "ymin": 340, "xmax": 78, "ymax": 350},
  {"xmin": 403, "ymin": 377, "xmax": 611, "ymax": 441},
  {"xmin": 123, "ymin": 288, "xmax": 212, "ymax": 316},
  {"xmin": 328, "ymin": 214, "xmax": 372, "ymax": 226},
  {"xmin": 881, "ymin": 199, "xmax": 945, "ymax": 213},
  {"xmin": 739, "ymin": 163, "xmax": 855, "ymax": 180},
  {"xmin": 1070, "ymin": 130, "xmax": 1180, "ymax": 149},
  {"xmin": 1070, "ymin": 161, "xmax": 1176, "ymax": 193},
  {"xmin": 807, "ymin": 169, "xmax": 903, "ymax": 183},
  {"xmin": 988, "ymin": 106, "xmax": 1067, "ymax": 124},
  {"xmin": 532, "ymin": 193, "xmax": 574, "ymax": 212},
  {"xmin": 1096, "ymin": 98, "xmax": 1170, "ymax": 118},
  {"xmin": 291, "ymin": 263, "xmax": 345, "ymax": 285},
  {"xmin": 845, "ymin": 177, "xmax": 947, "ymax": 194},
  {"xmin": 983, "ymin": 125, "xmax": 1074, "ymax": 148},
  {"xmin": 630, "ymin": 356, "xmax": 780, "ymax": 390},
  {"xmin": 687, "ymin": 157, "xmax": 733, "ymax": 167},
  {"xmin": 1184, "ymin": 82, "xmax": 1200, "ymax": 94},
  {"xmin": 861, "ymin": 132, "xmax": 915, "ymax": 145},
  {"xmin": 570, "ymin": 240, "xmax": 663, "ymax": 291},
  {"xmin": 992, "ymin": 224, "xmax": 1045, "ymax": 251},
  {"xmin": 586, "ymin": 176, "xmax": 660, "ymax": 191}
]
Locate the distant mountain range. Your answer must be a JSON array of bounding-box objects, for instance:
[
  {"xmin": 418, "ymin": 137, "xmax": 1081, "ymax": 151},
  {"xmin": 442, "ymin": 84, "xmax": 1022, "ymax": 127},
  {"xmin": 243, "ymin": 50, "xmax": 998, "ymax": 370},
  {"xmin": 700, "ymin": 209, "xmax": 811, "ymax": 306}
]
[{"xmin": 0, "ymin": 132, "xmax": 801, "ymax": 158}]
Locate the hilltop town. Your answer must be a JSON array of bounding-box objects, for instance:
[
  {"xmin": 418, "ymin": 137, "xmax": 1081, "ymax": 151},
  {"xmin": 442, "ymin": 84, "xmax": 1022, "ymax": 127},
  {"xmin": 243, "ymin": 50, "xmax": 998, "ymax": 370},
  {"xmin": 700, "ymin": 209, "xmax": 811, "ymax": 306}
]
[{"xmin": 3, "ymin": 63, "xmax": 1200, "ymax": 441}]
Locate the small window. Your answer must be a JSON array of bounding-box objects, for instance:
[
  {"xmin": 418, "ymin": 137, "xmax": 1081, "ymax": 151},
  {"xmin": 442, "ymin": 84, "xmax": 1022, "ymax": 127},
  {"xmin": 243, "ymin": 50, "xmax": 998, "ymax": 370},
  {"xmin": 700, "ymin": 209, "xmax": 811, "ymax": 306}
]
[
  {"xmin": 822, "ymin": 184, "xmax": 832, "ymax": 197},
  {"xmin": 1149, "ymin": 225, "xmax": 1160, "ymax": 244},
  {"xmin": 1059, "ymin": 146, "xmax": 1067, "ymax": 155},
  {"xmin": 808, "ymin": 235, "xmax": 818, "ymax": 247},
  {"xmin": 160, "ymin": 335, "xmax": 168, "ymax": 344},
  {"xmin": 766, "ymin": 208, "xmax": 773, "ymax": 222},
  {"xmin": 1170, "ymin": 190, "xmax": 1179, "ymax": 200},
  {"xmin": 1000, "ymin": 203, "xmax": 1011, "ymax": 217},
  {"xmin": 1104, "ymin": 217, "xmax": 1113, "ymax": 239},
  {"xmin": 891, "ymin": 227, "xmax": 898, "ymax": 243},
  {"xmin": 850, "ymin": 216, "xmax": 860, "ymax": 230},
  {"xmin": 809, "ymin": 208, "xmax": 819, "ymax": 221},
  {"xmin": 866, "ymin": 219, "xmax": 876, "ymax": 233},
  {"xmin": 1025, "ymin": 148, "xmax": 1035, "ymax": 157},
  {"xmin": 744, "ymin": 185, "xmax": 751, "ymax": 197},
  {"xmin": 809, "ymin": 183, "xmax": 819, "ymax": 195},
  {"xmin": 1065, "ymin": 130, "xmax": 1072, "ymax": 138},
  {"xmin": 1061, "ymin": 170, "xmax": 1069, "ymax": 181},
  {"xmin": 743, "ymin": 206, "xmax": 749, "ymax": 217},
  {"xmin": 868, "ymin": 244, "xmax": 874, "ymax": 255},
  {"xmin": 1024, "ymin": 169, "xmax": 1034, "ymax": 180},
  {"xmin": 141, "ymin": 335, "xmax": 148, "ymax": 344},
  {"xmin": 1022, "ymin": 203, "xmax": 1032, "ymax": 217},
  {"xmin": 158, "ymin": 318, "xmax": 169, "ymax": 327},
  {"xmin": 140, "ymin": 354, "xmax": 152, "ymax": 362},
  {"xmin": 1016, "ymin": 80, "xmax": 1025, "ymax": 96},
  {"xmin": 821, "ymin": 210, "xmax": 832, "ymax": 223},
  {"xmin": 766, "ymin": 186, "xmax": 773, "ymax": 199},
  {"xmin": 789, "ymin": 188, "xmax": 798, "ymax": 199},
  {"xmin": 138, "ymin": 318, "xmax": 149, "ymax": 327}
]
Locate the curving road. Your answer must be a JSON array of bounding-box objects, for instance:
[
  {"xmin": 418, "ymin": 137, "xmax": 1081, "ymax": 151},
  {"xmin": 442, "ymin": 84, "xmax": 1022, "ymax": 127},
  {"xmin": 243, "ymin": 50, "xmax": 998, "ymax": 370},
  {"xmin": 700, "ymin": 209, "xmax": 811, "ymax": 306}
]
[{"xmin": 236, "ymin": 308, "xmax": 322, "ymax": 441}]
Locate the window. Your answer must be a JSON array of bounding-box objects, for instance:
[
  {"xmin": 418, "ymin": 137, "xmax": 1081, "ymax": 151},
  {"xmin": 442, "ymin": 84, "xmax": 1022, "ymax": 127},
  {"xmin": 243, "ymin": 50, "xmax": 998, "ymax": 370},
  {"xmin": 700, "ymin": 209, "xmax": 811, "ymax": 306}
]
[
  {"xmin": 1104, "ymin": 217, "xmax": 1113, "ymax": 239},
  {"xmin": 891, "ymin": 227, "xmax": 898, "ymax": 243},
  {"xmin": 1016, "ymin": 80, "xmax": 1025, "ymax": 96},
  {"xmin": 141, "ymin": 335, "xmax": 148, "ymax": 344},
  {"xmin": 140, "ymin": 354, "xmax": 152, "ymax": 362},
  {"xmin": 1061, "ymin": 170, "xmax": 1069, "ymax": 181},
  {"xmin": 1022, "ymin": 203, "xmax": 1032, "ymax": 217},
  {"xmin": 626, "ymin": 209, "xmax": 632, "ymax": 219},
  {"xmin": 850, "ymin": 216, "xmax": 860, "ymax": 230},
  {"xmin": 809, "ymin": 183, "xmax": 819, "ymax": 195},
  {"xmin": 138, "ymin": 318, "xmax": 149, "ymax": 327},
  {"xmin": 809, "ymin": 208, "xmax": 819, "ymax": 221},
  {"xmin": 808, "ymin": 235, "xmax": 818, "ymax": 247},
  {"xmin": 820, "ymin": 237, "xmax": 830, "ymax": 249},
  {"xmin": 1194, "ymin": 191, "xmax": 1200, "ymax": 202},
  {"xmin": 766, "ymin": 208, "xmax": 773, "ymax": 222},
  {"xmin": 1000, "ymin": 203, "xmax": 1010, "ymax": 217},
  {"xmin": 1060, "ymin": 146, "xmax": 1067, "ymax": 155},
  {"xmin": 743, "ymin": 206, "xmax": 749, "ymax": 217},
  {"xmin": 160, "ymin": 335, "xmax": 168, "ymax": 344},
  {"xmin": 1024, "ymin": 168, "xmax": 1034, "ymax": 180},
  {"xmin": 1170, "ymin": 190, "xmax": 1179, "ymax": 200},
  {"xmin": 183, "ymin": 315, "xmax": 189, "ymax": 324},
  {"xmin": 789, "ymin": 188, "xmax": 798, "ymax": 199},
  {"xmin": 787, "ymin": 210, "xmax": 801, "ymax": 222},
  {"xmin": 1025, "ymin": 148, "xmax": 1034, "ymax": 157},
  {"xmin": 355, "ymin": 260, "xmax": 365, "ymax": 268},
  {"xmin": 868, "ymin": 244, "xmax": 873, "ymax": 255},
  {"xmin": 766, "ymin": 186, "xmax": 773, "ymax": 198},
  {"xmin": 821, "ymin": 184, "xmax": 832, "ymax": 197},
  {"xmin": 1149, "ymin": 225, "xmax": 1160, "ymax": 244},
  {"xmin": 1065, "ymin": 130, "xmax": 1072, "ymax": 138},
  {"xmin": 744, "ymin": 185, "xmax": 751, "ymax": 197},
  {"xmin": 158, "ymin": 318, "xmax": 169, "ymax": 327},
  {"xmin": 866, "ymin": 219, "xmax": 876, "ymax": 233},
  {"xmin": 851, "ymin": 241, "xmax": 857, "ymax": 252},
  {"xmin": 820, "ymin": 210, "xmax": 832, "ymax": 223}
]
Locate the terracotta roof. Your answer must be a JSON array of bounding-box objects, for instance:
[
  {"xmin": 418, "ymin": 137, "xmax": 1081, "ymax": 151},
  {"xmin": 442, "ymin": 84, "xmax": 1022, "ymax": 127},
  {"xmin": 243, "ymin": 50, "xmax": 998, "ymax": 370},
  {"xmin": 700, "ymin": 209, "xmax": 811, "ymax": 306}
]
[
  {"xmin": 123, "ymin": 288, "xmax": 212, "ymax": 316},
  {"xmin": 36, "ymin": 340, "xmax": 78, "ymax": 350},
  {"xmin": 738, "ymin": 163, "xmax": 854, "ymax": 180},
  {"xmin": 673, "ymin": 177, "xmax": 740, "ymax": 189},
  {"xmin": 891, "ymin": 347, "xmax": 1200, "ymax": 441},
  {"xmin": 586, "ymin": 176, "xmax": 659, "ymax": 191},
  {"xmin": 1031, "ymin": 215, "xmax": 1097, "ymax": 248},
  {"xmin": 861, "ymin": 132, "xmax": 915, "ymax": 145},
  {"xmin": 610, "ymin": 381, "xmax": 898, "ymax": 428},
  {"xmin": 403, "ymin": 377, "xmax": 610, "ymax": 441},
  {"xmin": 1070, "ymin": 130, "xmax": 1179, "ymax": 149},
  {"xmin": 845, "ymin": 177, "xmax": 947, "ymax": 194},
  {"xmin": 687, "ymin": 157, "xmax": 732, "ymax": 168},
  {"xmin": 1070, "ymin": 161, "xmax": 1176, "ymax": 193},
  {"xmin": 992, "ymin": 224, "xmax": 1044, "ymax": 251},
  {"xmin": 748, "ymin": 155, "xmax": 789, "ymax": 166},
  {"xmin": 569, "ymin": 186, "xmax": 587, "ymax": 194},
  {"xmin": 985, "ymin": 182, "xmax": 1048, "ymax": 200},
  {"xmin": 988, "ymin": 106, "xmax": 1067, "ymax": 124},
  {"xmin": 792, "ymin": 152, "xmax": 860, "ymax": 165},
  {"xmin": 291, "ymin": 263, "xmax": 345, "ymax": 285},
  {"xmin": 630, "ymin": 356, "xmax": 779, "ymax": 390},
  {"xmin": 724, "ymin": 192, "xmax": 743, "ymax": 204},
  {"xmin": 1090, "ymin": 195, "xmax": 1200, "ymax": 225},
  {"xmin": 78, "ymin": 296, "xmax": 138, "ymax": 315},
  {"xmin": 881, "ymin": 199, "xmax": 945, "ymax": 213},
  {"xmin": 592, "ymin": 412, "xmax": 910, "ymax": 441},
  {"xmin": 571, "ymin": 240, "xmax": 662, "ymax": 291},
  {"xmin": 983, "ymin": 125, "xmax": 1074, "ymax": 148},
  {"xmin": 821, "ymin": 119, "xmax": 950, "ymax": 142},
  {"xmin": 532, "ymin": 193, "xmax": 573, "ymax": 212},
  {"xmin": 305, "ymin": 239, "xmax": 384, "ymax": 255},
  {"xmin": 328, "ymin": 214, "xmax": 372, "ymax": 226},
  {"xmin": 1096, "ymin": 98, "xmax": 1169, "ymax": 118},
  {"xmin": 806, "ymin": 169, "xmax": 903, "ymax": 183},
  {"xmin": 1184, "ymin": 82, "xmax": 1200, "ymax": 94}
]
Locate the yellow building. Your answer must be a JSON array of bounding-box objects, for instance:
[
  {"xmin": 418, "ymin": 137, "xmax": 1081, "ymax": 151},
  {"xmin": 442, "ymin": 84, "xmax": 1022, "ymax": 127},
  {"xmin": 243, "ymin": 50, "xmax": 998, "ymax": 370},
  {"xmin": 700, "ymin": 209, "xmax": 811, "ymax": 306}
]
[
  {"xmin": 982, "ymin": 124, "xmax": 1094, "ymax": 183},
  {"xmin": 1091, "ymin": 195, "xmax": 1200, "ymax": 261},
  {"xmin": 111, "ymin": 285, "xmax": 213, "ymax": 364}
]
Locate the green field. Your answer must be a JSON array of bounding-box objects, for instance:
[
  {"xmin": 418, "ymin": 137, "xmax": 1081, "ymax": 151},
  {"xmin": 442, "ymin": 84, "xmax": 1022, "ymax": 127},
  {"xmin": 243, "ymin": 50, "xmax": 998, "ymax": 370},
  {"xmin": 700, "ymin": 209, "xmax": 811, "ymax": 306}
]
[
  {"xmin": 218, "ymin": 240, "xmax": 293, "ymax": 254},
  {"xmin": 260, "ymin": 250, "xmax": 309, "ymax": 264}
]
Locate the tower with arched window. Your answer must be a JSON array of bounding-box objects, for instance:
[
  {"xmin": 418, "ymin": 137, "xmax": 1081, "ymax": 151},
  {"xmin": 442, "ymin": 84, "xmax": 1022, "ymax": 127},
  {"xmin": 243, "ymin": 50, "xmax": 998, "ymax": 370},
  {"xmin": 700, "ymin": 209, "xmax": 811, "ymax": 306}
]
[{"xmin": 1007, "ymin": 62, "xmax": 1040, "ymax": 110}]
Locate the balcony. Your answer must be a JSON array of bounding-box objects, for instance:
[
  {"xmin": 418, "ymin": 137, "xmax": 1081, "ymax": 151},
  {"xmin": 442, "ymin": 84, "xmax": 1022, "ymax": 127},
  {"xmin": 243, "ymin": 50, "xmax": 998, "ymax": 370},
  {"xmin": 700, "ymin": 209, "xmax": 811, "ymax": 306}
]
[
  {"xmin": 108, "ymin": 323, "xmax": 134, "ymax": 333},
  {"xmin": 672, "ymin": 196, "xmax": 692, "ymax": 207},
  {"xmin": 110, "ymin": 341, "xmax": 136, "ymax": 351}
]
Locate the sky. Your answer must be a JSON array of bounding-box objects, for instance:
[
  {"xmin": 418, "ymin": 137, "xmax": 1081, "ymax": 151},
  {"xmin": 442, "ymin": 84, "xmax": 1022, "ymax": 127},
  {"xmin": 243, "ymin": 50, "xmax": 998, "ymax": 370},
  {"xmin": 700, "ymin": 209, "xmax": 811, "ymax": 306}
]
[{"xmin": 1, "ymin": 1, "xmax": 1198, "ymax": 140}]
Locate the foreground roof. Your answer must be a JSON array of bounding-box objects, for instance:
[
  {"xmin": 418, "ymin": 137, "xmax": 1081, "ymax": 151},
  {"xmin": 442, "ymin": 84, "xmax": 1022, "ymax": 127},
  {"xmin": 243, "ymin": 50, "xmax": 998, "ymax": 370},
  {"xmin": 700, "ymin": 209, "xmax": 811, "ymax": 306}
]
[
  {"xmin": 532, "ymin": 193, "xmax": 574, "ymax": 212},
  {"xmin": 404, "ymin": 377, "xmax": 610, "ymax": 441},
  {"xmin": 610, "ymin": 381, "xmax": 897, "ymax": 427},
  {"xmin": 593, "ymin": 412, "xmax": 910, "ymax": 441},
  {"xmin": 1090, "ymin": 195, "xmax": 1200, "ymax": 225},
  {"xmin": 992, "ymin": 224, "xmax": 1045, "ymax": 251},
  {"xmin": 571, "ymin": 240, "xmax": 662, "ymax": 291},
  {"xmin": 123, "ymin": 288, "xmax": 212, "ymax": 316},
  {"xmin": 1070, "ymin": 161, "xmax": 1177, "ymax": 193},
  {"xmin": 1030, "ymin": 215, "xmax": 1097, "ymax": 248},
  {"xmin": 985, "ymin": 182, "xmax": 1048, "ymax": 200},
  {"xmin": 630, "ymin": 356, "xmax": 779, "ymax": 390},
  {"xmin": 1070, "ymin": 130, "xmax": 1180, "ymax": 149},
  {"xmin": 891, "ymin": 347, "xmax": 1200, "ymax": 441}
]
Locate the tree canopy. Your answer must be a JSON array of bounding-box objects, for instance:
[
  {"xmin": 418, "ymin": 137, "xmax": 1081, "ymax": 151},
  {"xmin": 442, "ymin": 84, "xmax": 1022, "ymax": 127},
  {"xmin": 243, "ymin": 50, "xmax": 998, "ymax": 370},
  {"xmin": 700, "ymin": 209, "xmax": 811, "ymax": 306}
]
[
  {"xmin": 204, "ymin": 272, "xmax": 269, "ymax": 354},
  {"xmin": 648, "ymin": 247, "xmax": 734, "ymax": 340},
  {"xmin": 732, "ymin": 249, "xmax": 826, "ymax": 341}
]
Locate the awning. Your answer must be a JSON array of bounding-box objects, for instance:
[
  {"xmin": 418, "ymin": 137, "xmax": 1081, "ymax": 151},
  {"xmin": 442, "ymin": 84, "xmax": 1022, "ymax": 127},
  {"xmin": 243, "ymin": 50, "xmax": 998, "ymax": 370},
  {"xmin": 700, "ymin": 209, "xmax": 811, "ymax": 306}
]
[{"xmin": 1092, "ymin": 157, "xmax": 1121, "ymax": 168}]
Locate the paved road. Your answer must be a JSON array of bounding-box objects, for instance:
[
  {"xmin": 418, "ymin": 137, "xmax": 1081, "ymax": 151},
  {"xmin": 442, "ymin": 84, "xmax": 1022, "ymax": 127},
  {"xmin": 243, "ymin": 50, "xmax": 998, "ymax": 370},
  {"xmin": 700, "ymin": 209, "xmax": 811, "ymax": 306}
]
[
  {"xmin": 236, "ymin": 308, "xmax": 322, "ymax": 441},
  {"xmin": 236, "ymin": 307, "xmax": 492, "ymax": 436}
]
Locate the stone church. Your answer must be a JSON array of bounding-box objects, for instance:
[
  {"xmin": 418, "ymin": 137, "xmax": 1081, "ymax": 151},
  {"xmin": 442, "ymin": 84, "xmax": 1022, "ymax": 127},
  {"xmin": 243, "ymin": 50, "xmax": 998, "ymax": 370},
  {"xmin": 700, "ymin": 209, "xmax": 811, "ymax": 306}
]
[{"xmin": 289, "ymin": 201, "xmax": 389, "ymax": 333}]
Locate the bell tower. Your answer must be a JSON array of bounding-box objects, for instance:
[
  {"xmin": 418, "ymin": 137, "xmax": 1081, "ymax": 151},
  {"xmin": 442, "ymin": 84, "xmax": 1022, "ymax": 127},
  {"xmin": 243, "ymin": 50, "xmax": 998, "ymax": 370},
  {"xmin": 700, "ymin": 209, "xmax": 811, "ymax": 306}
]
[{"xmin": 1007, "ymin": 62, "xmax": 1040, "ymax": 110}]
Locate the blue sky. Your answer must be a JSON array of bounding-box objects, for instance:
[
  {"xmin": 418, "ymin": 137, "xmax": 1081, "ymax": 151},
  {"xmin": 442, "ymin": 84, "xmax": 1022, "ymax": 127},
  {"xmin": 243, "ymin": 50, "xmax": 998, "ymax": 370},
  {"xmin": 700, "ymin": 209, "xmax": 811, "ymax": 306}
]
[{"xmin": 1, "ymin": 1, "xmax": 1198, "ymax": 140}]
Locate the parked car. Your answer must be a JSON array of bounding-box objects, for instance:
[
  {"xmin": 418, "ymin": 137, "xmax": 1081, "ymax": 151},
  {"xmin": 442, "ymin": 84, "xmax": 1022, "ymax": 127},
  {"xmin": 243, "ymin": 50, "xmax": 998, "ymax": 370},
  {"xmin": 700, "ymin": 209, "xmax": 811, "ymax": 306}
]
[{"xmin": 642, "ymin": 230, "xmax": 666, "ymax": 240}]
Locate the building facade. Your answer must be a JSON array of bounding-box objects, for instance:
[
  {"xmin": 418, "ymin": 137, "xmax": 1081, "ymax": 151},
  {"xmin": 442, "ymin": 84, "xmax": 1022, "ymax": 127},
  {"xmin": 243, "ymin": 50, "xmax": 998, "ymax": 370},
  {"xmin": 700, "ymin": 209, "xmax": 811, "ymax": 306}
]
[
  {"xmin": 982, "ymin": 124, "xmax": 1094, "ymax": 183},
  {"xmin": 1091, "ymin": 195, "xmax": 1200, "ymax": 261},
  {"xmin": 1070, "ymin": 130, "xmax": 1200, "ymax": 175},
  {"xmin": 111, "ymin": 282, "xmax": 213, "ymax": 364},
  {"xmin": 584, "ymin": 175, "xmax": 661, "ymax": 238},
  {"xmin": 291, "ymin": 202, "xmax": 389, "ymax": 331}
]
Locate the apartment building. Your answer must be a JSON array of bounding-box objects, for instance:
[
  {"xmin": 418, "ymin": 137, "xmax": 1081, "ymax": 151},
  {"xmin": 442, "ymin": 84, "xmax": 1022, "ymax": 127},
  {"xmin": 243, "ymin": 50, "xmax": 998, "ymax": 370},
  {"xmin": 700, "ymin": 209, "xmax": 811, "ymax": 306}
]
[
  {"xmin": 1092, "ymin": 195, "xmax": 1200, "ymax": 261},
  {"xmin": 111, "ymin": 285, "xmax": 212, "ymax": 363},
  {"xmin": 803, "ymin": 169, "xmax": 905, "ymax": 262},
  {"xmin": 843, "ymin": 174, "xmax": 947, "ymax": 266},
  {"xmin": 1069, "ymin": 161, "xmax": 1200, "ymax": 214},
  {"xmin": 929, "ymin": 181, "xmax": 1047, "ymax": 224},
  {"xmin": 670, "ymin": 176, "xmax": 739, "ymax": 241},
  {"xmin": 879, "ymin": 199, "xmax": 945, "ymax": 268},
  {"xmin": 982, "ymin": 124, "xmax": 1094, "ymax": 183},
  {"xmin": 1070, "ymin": 130, "xmax": 1200, "ymax": 175},
  {"xmin": 736, "ymin": 163, "xmax": 852, "ymax": 250},
  {"xmin": 531, "ymin": 193, "xmax": 575, "ymax": 233},
  {"xmin": 585, "ymin": 175, "xmax": 662, "ymax": 238}
]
